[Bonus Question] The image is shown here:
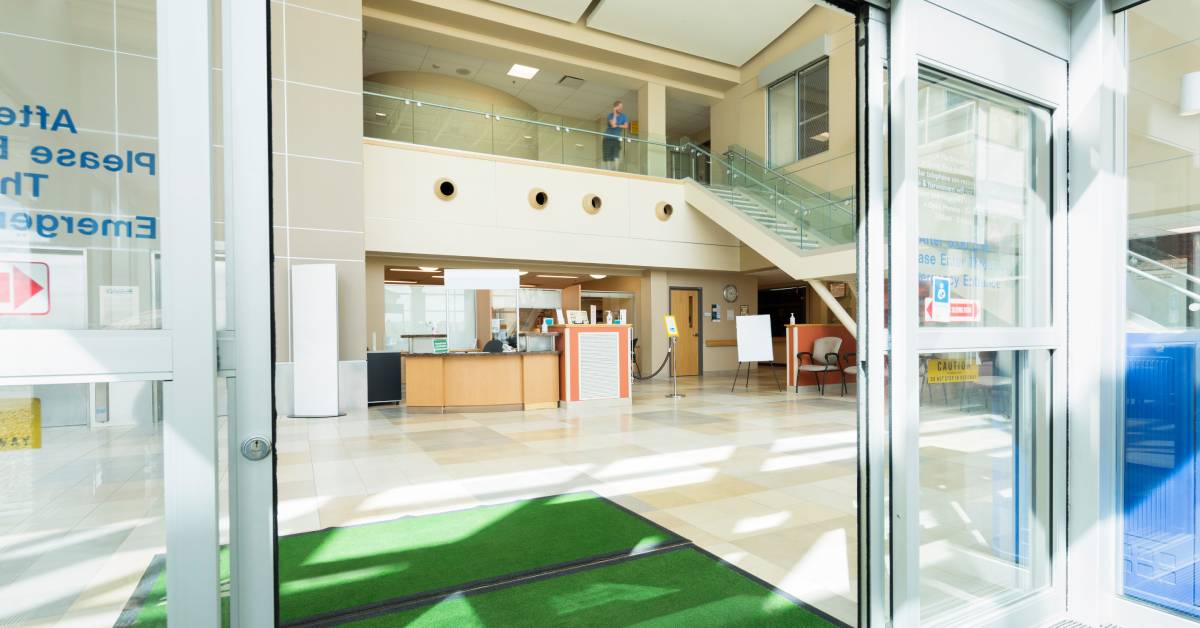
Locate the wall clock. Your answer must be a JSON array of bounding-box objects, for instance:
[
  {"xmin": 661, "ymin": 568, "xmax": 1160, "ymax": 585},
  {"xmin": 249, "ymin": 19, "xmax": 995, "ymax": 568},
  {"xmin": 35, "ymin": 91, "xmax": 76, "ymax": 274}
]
[{"xmin": 722, "ymin": 284, "xmax": 738, "ymax": 303}]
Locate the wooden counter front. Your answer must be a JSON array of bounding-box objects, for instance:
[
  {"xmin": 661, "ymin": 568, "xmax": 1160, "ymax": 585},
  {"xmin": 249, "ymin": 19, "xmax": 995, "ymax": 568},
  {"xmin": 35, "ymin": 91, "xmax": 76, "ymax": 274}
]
[{"xmin": 405, "ymin": 352, "xmax": 560, "ymax": 412}]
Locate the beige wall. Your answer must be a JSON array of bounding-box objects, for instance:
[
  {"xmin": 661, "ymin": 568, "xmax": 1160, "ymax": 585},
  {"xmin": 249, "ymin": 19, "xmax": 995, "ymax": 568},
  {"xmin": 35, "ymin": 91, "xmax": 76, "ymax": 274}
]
[
  {"xmin": 363, "ymin": 142, "xmax": 746, "ymax": 271},
  {"xmin": 271, "ymin": 0, "xmax": 365, "ymax": 362},
  {"xmin": 710, "ymin": 5, "xmax": 856, "ymax": 194},
  {"xmin": 641, "ymin": 270, "xmax": 760, "ymax": 375},
  {"xmin": 365, "ymin": 257, "xmax": 386, "ymax": 351}
]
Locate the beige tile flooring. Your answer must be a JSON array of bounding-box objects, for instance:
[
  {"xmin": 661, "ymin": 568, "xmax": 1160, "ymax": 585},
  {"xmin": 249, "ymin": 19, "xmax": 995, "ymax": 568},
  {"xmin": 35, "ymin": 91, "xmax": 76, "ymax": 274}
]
[
  {"xmin": 0, "ymin": 368, "xmax": 1036, "ymax": 627},
  {"xmin": 276, "ymin": 369, "xmax": 861, "ymax": 624},
  {"xmin": 0, "ymin": 417, "xmax": 169, "ymax": 627}
]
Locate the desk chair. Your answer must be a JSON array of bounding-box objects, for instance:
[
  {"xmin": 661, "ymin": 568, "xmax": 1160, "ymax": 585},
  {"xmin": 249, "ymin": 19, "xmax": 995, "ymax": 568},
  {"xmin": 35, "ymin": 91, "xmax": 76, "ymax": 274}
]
[
  {"xmin": 482, "ymin": 339, "xmax": 505, "ymax": 353},
  {"xmin": 796, "ymin": 336, "xmax": 843, "ymax": 395}
]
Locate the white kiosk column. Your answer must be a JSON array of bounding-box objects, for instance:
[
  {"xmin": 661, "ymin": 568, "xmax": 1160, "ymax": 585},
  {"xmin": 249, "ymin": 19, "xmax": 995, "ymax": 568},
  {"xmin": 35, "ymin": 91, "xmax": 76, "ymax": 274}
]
[{"xmin": 291, "ymin": 264, "xmax": 341, "ymax": 417}]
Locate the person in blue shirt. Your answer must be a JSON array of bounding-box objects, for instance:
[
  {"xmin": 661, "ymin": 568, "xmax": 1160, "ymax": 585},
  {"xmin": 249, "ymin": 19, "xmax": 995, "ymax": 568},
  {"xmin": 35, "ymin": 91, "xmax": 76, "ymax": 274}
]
[{"xmin": 603, "ymin": 100, "xmax": 628, "ymax": 170}]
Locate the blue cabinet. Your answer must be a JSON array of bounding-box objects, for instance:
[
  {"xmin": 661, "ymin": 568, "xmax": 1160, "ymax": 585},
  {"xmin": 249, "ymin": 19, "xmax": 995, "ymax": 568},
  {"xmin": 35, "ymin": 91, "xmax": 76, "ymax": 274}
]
[{"xmin": 1125, "ymin": 333, "xmax": 1200, "ymax": 616}]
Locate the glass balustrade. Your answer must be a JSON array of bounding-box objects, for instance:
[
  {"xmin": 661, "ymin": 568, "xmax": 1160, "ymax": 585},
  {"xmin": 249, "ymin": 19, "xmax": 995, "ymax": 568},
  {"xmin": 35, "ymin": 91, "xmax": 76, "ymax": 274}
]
[
  {"xmin": 363, "ymin": 83, "xmax": 681, "ymax": 178},
  {"xmin": 362, "ymin": 83, "xmax": 854, "ymax": 250}
]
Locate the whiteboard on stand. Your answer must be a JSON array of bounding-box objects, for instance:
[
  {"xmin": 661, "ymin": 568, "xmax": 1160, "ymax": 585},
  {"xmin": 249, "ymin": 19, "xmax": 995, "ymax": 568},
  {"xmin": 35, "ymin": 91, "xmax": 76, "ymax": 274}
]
[{"xmin": 735, "ymin": 315, "xmax": 774, "ymax": 363}]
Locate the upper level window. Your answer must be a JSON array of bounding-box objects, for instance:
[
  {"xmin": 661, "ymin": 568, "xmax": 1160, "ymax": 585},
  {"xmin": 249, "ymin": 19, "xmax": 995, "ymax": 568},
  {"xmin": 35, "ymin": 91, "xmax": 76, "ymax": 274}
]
[{"xmin": 768, "ymin": 58, "xmax": 830, "ymax": 167}]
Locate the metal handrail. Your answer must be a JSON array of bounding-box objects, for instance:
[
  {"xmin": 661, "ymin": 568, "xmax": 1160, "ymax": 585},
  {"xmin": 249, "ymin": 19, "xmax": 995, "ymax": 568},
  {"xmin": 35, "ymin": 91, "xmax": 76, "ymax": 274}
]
[
  {"xmin": 723, "ymin": 145, "xmax": 855, "ymax": 217},
  {"xmin": 682, "ymin": 142, "xmax": 812, "ymax": 220},
  {"xmin": 1127, "ymin": 265, "xmax": 1200, "ymax": 302},
  {"xmin": 363, "ymin": 89, "xmax": 681, "ymax": 150},
  {"xmin": 1128, "ymin": 250, "xmax": 1200, "ymax": 287}
]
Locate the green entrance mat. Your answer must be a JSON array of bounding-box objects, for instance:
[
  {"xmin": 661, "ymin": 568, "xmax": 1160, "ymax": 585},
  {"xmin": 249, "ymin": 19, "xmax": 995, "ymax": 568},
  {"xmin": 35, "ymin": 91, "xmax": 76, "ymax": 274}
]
[
  {"xmin": 342, "ymin": 546, "xmax": 837, "ymax": 627},
  {"xmin": 119, "ymin": 493, "xmax": 683, "ymax": 626}
]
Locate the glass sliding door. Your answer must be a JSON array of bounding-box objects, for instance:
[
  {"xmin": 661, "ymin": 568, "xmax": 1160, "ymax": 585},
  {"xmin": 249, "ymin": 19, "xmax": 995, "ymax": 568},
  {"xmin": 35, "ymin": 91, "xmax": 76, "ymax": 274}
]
[
  {"xmin": 888, "ymin": 2, "xmax": 1068, "ymax": 626},
  {"xmin": 913, "ymin": 68, "xmax": 1056, "ymax": 627}
]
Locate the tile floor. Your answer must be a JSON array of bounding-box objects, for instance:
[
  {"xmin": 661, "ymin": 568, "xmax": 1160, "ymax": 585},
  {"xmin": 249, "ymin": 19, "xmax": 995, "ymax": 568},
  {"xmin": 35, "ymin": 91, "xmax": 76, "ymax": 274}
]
[
  {"xmin": 1, "ymin": 368, "xmax": 1037, "ymax": 627},
  {"xmin": 273, "ymin": 369, "xmax": 863, "ymax": 625}
]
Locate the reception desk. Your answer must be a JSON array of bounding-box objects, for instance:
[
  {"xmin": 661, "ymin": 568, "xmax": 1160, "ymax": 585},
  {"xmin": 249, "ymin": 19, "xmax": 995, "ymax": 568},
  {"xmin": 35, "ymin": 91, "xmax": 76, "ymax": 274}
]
[
  {"xmin": 405, "ymin": 352, "xmax": 560, "ymax": 412},
  {"xmin": 553, "ymin": 324, "xmax": 632, "ymax": 408}
]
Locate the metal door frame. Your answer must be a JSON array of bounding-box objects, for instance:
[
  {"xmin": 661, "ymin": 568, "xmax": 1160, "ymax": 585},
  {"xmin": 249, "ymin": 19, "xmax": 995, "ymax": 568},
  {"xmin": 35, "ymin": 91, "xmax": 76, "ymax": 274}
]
[{"xmin": 885, "ymin": 1, "xmax": 1070, "ymax": 626}]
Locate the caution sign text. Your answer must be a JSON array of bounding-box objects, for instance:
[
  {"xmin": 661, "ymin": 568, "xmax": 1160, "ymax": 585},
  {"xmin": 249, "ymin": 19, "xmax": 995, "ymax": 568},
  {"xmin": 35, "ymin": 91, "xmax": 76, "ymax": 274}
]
[{"xmin": 927, "ymin": 358, "xmax": 979, "ymax": 384}]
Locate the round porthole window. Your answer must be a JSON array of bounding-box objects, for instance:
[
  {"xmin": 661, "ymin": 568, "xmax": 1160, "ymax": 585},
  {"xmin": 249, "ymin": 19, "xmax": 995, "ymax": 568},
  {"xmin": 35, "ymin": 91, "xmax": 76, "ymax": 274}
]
[
  {"xmin": 583, "ymin": 193, "xmax": 602, "ymax": 214},
  {"xmin": 529, "ymin": 188, "xmax": 549, "ymax": 209},
  {"xmin": 655, "ymin": 201, "xmax": 675, "ymax": 222},
  {"xmin": 434, "ymin": 178, "xmax": 457, "ymax": 201}
]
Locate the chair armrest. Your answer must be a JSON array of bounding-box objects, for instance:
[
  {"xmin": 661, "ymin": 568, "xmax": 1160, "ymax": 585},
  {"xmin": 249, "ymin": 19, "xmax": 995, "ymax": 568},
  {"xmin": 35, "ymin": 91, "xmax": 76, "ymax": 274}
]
[
  {"xmin": 796, "ymin": 352, "xmax": 814, "ymax": 365},
  {"xmin": 842, "ymin": 352, "xmax": 857, "ymax": 368},
  {"xmin": 824, "ymin": 353, "xmax": 841, "ymax": 369}
]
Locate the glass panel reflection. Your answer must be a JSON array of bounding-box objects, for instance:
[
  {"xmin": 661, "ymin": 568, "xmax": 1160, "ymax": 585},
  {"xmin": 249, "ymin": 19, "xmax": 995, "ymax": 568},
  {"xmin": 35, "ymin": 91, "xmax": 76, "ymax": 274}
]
[
  {"xmin": 916, "ymin": 69, "xmax": 1052, "ymax": 328},
  {"xmin": 1122, "ymin": 0, "xmax": 1200, "ymax": 618},
  {"xmin": 918, "ymin": 350, "xmax": 1051, "ymax": 623}
]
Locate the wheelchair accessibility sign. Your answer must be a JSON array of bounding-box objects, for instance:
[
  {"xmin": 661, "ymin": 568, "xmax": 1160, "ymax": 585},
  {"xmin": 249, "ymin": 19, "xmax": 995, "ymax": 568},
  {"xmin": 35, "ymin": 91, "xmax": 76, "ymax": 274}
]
[{"xmin": 924, "ymin": 276, "xmax": 980, "ymax": 323}]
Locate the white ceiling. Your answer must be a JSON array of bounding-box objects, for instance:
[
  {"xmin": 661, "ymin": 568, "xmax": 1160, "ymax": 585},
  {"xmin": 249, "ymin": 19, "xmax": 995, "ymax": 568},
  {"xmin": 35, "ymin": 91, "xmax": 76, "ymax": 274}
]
[
  {"xmin": 363, "ymin": 32, "xmax": 711, "ymax": 136},
  {"xmin": 486, "ymin": 0, "xmax": 593, "ymax": 23},
  {"xmin": 585, "ymin": 0, "xmax": 817, "ymax": 66}
]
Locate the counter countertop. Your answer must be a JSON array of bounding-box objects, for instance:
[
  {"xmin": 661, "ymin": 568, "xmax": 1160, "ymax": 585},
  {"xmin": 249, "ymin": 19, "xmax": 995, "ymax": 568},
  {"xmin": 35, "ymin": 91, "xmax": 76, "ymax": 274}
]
[{"xmin": 407, "ymin": 351, "xmax": 560, "ymax": 357}]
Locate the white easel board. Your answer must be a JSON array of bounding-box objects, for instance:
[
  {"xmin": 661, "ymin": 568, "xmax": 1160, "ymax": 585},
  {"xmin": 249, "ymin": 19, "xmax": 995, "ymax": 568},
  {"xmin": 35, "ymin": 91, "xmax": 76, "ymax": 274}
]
[{"xmin": 735, "ymin": 315, "xmax": 774, "ymax": 363}]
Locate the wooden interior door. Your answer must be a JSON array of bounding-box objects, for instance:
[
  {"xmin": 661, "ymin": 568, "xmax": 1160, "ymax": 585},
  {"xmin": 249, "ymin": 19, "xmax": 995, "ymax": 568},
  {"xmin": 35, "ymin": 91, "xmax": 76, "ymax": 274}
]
[{"xmin": 670, "ymin": 288, "xmax": 700, "ymax": 376}]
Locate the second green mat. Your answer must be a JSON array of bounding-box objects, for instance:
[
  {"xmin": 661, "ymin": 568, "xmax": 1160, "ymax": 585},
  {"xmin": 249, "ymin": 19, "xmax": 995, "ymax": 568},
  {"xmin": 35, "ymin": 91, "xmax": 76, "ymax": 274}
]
[
  {"xmin": 123, "ymin": 492, "xmax": 682, "ymax": 626},
  {"xmin": 341, "ymin": 546, "xmax": 837, "ymax": 627}
]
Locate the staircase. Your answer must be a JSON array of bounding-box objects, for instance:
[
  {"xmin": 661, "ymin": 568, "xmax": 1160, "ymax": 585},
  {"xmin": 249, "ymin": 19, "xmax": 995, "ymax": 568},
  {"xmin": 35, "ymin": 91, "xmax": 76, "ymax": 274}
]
[{"xmin": 707, "ymin": 185, "xmax": 821, "ymax": 250}]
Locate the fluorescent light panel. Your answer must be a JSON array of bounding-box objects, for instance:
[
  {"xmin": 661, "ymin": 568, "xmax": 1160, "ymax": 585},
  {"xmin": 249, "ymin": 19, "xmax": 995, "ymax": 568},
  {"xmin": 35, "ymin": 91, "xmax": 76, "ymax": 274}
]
[
  {"xmin": 536, "ymin": 274, "xmax": 578, "ymax": 279},
  {"xmin": 507, "ymin": 64, "xmax": 539, "ymax": 79}
]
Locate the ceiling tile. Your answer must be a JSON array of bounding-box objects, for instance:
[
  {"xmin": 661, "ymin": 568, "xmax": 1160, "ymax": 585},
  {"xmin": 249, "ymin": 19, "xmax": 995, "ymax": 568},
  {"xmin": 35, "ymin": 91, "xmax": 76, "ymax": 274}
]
[
  {"xmin": 586, "ymin": 0, "xmax": 817, "ymax": 66},
  {"xmin": 487, "ymin": 0, "xmax": 593, "ymax": 23}
]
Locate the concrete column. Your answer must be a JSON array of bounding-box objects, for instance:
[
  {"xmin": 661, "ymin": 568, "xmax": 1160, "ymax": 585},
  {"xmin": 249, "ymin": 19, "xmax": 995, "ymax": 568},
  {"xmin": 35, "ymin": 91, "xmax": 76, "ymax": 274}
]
[{"xmin": 638, "ymin": 82, "xmax": 668, "ymax": 177}]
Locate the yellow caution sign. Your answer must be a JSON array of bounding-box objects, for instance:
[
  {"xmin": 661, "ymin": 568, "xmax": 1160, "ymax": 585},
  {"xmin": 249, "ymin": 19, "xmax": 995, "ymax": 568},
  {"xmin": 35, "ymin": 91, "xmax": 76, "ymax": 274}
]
[
  {"xmin": 0, "ymin": 398, "xmax": 41, "ymax": 451},
  {"xmin": 664, "ymin": 315, "xmax": 679, "ymax": 338},
  {"xmin": 926, "ymin": 358, "xmax": 979, "ymax": 384}
]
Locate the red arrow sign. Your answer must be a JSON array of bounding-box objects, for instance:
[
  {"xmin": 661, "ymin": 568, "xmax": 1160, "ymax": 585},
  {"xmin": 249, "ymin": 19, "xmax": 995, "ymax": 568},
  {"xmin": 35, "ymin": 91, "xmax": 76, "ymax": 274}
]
[
  {"xmin": 10, "ymin": 266, "xmax": 44, "ymax": 309},
  {"xmin": 0, "ymin": 262, "xmax": 50, "ymax": 315},
  {"xmin": 924, "ymin": 297, "xmax": 981, "ymax": 323}
]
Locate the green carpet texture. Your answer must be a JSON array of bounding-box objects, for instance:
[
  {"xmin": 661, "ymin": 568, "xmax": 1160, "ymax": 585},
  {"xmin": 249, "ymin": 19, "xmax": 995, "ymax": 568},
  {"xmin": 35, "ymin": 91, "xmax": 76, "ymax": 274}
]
[
  {"xmin": 126, "ymin": 493, "xmax": 680, "ymax": 626},
  {"xmin": 344, "ymin": 547, "xmax": 835, "ymax": 627}
]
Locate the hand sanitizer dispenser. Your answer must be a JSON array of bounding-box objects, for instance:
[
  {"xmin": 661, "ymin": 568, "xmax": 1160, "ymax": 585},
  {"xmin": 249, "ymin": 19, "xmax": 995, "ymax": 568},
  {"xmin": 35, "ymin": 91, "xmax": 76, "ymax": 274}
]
[{"xmin": 789, "ymin": 312, "xmax": 796, "ymax": 325}]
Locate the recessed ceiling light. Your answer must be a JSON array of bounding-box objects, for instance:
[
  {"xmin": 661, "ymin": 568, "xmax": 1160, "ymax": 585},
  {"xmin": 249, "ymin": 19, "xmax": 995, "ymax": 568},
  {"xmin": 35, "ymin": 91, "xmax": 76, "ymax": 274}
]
[
  {"xmin": 418, "ymin": 266, "xmax": 439, "ymax": 272},
  {"xmin": 536, "ymin": 274, "xmax": 578, "ymax": 279},
  {"xmin": 589, "ymin": 274, "xmax": 607, "ymax": 279},
  {"xmin": 375, "ymin": 112, "xmax": 387, "ymax": 117},
  {"xmin": 810, "ymin": 131, "xmax": 830, "ymax": 142},
  {"xmin": 519, "ymin": 271, "xmax": 529, "ymax": 276},
  {"xmin": 507, "ymin": 64, "xmax": 539, "ymax": 79}
]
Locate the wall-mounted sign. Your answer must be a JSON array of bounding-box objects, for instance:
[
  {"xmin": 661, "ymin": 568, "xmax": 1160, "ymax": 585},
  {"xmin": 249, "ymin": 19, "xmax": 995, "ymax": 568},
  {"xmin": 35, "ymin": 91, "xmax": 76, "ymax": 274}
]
[
  {"xmin": 432, "ymin": 338, "xmax": 449, "ymax": 354},
  {"xmin": 711, "ymin": 303, "xmax": 720, "ymax": 322},
  {"xmin": 0, "ymin": 261, "xmax": 49, "ymax": 315},
  {"xmin": 924, "ymin": 297, "xmax": 981, "ymax": 323},
  {"xmin": 926, "ymin": 358, "xmax": 979, "ymax": 384}
]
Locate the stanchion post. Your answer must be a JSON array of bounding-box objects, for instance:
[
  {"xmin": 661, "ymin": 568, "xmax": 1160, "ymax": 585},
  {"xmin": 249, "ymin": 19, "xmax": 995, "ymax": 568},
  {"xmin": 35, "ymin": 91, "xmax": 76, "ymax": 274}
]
[{"xmin": 665, "ymin": 336, "xmax": 685, "ymax": 399}]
